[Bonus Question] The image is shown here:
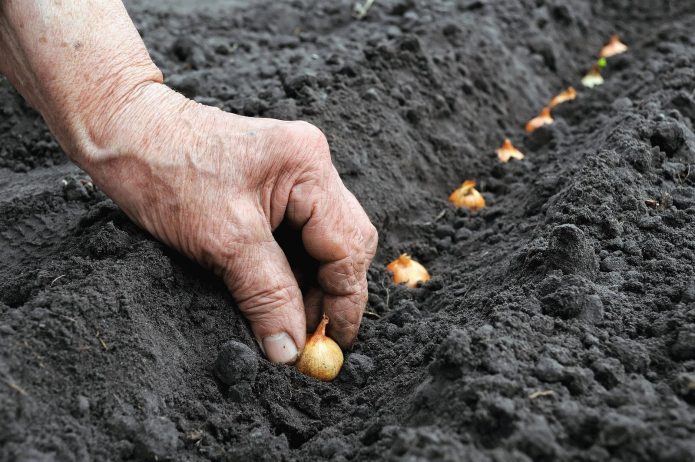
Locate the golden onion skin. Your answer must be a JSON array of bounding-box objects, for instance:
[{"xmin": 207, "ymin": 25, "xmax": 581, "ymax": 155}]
[
  {"xmin": 525, "ymin": 107, "xmax": 553, "ymax": 133},
  {"xmin": 497, "ymin": 138, "xmax": 525, "ymax": 163},
  {"xmin": 448, "ymin": 181, "xmax": 486, "ymax": 212},
  {"xmin": 386, "ymin": 254, "xmax": 430, "ymax": 288},
  {"xmin": 296, "ymin": 316, "xmax": 344, "ymax": 381}
]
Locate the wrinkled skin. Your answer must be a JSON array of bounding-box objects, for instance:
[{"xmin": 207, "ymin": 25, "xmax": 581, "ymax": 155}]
[
  {"xmin": 0, "ymin": 0, "xmax": 378, "ymax": 363},
  {"xmin": 93, "ymin": 83, "xmax": 378, "ymax": 359}
]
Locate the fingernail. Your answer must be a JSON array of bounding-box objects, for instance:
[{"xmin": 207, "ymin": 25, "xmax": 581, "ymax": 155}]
[{"xmin": 262, "ymin": 333, "xmax": 299, "ymax": 364}]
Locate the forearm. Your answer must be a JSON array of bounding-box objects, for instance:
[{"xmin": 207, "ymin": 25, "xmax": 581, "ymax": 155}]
[{"xmin": 0, "ymin": 0, "xmax": 163, "ymax": 169}]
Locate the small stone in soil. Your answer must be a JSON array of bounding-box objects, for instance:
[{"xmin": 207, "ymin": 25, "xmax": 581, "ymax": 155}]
[
  {"xmin": 670, "ymin": 326, "xmax": 695, "ymax": 360},
  {"xmin": 534, "ymin": 356, "xmax": 564, "ymax": 383},
  {"xmin": 337, "ymin": 353, "xmax": 375, "ymax": 386},
  {"xmin": 546, "ymin": 224, "xmax": 598, "ymax": 276},
  {"xmin": 214, "ymin": 340, "xmax": 259, "ymax": 386},
  {"xmin": 650, "ymin": 120, "xmax": 685, "ymax": 156},
  {"xmin": 590, "ymin": 358, "xmax": 625, "ymax": 389},
  {"xmin": 132, "ymin": 416, "xmax": 180, "ymax": 460}
]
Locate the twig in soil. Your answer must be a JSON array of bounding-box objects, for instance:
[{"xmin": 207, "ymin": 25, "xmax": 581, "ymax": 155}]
[
  {"xmin": 380, "ymin": 274, "xmax": 391, "ymax": 310},
  {"xmin": 22, "ymin": 340, "xmax": 46, "ymax": 368},
  {"xmin": 364, "ymin": 310, "xmax": 381, "ymax": 319},
  {"xmin": 423, "ymin": 209, "xmax": 447, "ymax": 226},
  {"xmin": 50, "ymin": 274, "xmax": 65, "ymax": 286},
  {"xmin": 96, "ymin": 331, "xmax": 109, "ymax": 351},
  {"xmin": 353, "ymin": 0, "xmax": 376, "ymax": 19},
  {"xmin": 59, "ymin": 314, "xmax": 77, "ymax": 323},
  {"xmin": 3, "ymin": 380, "xmax": 28, "ymax": 396},
  {"xmin": 675, "ymin": 164, "xmax": 691, "ymax": 185},
  {"xmin": 34, "ymin": 353, "xmax": 45, "ymax": 369},
  {"xmin": 528, "ymin": 390, "xmax": 555, "ymax": 400}
]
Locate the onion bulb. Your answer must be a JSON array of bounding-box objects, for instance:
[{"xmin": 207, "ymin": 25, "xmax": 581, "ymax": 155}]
[
  {"xmin": 497, "ymin": 138, "xmax": 525, "ymax": 163},
  {"xmin": 525, "ymin": 107, "xmax": 554, "ymax": 133},
  {"xmin": 296, "ymin": 315, "xmax": 344, "ymax": 381},
  {"xmin": 387, "ymin": 254, "xmax": 430, "ymax": 288},
  {"xmin": 448, "ymin": 180, "xmax": 485, "ymax": 211},
  {"xmin": 549, "ymin": 87, "xmax": 577, "ymax": 109},
  {"xmin": 600, "ymin": 35, "xmax": 628, "ymax": 58},
  {"xmin": 581, "ymin": 65, "xmax": 604, "ymax": 88}
]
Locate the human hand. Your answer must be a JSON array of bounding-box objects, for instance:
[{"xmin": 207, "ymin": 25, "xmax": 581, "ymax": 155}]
[
  {"xmin": 0, "ymin": 0, "xmax": 378, "ymax": 364},
  {"xmin": 83, "ymin": 83, "xmax": 378, "ymax": 364}
]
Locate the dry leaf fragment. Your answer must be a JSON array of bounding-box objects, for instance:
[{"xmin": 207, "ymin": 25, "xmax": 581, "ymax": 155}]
[
  {"xmin": 600, "ymin": 35, "xmax": 628, "ymax": 58},
  {"xmin": 497, "ymin": 138, "xmax": 525, "ymax": 163},
  {"xmin": 549, "ymin": 87, "xmax": 577, "ymax": 108},
  {"xmin": 448, "ymin": 180, "xmax": 485, "ymax": 211},
  {"xmin": 582, "ymin": 65, "xmax": 604, "ymax": 88},
  {"xmin": 387, "ymin": 254, "xmax": 430, "ymax": 288},
  {"xmin": 525, "ymin": 107, "xmax": 553, "ymax": 133}
]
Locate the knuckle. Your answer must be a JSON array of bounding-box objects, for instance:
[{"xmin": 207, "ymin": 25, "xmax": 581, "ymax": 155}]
[
  {"xmin": 319, "ymin": 257, "xmax": 361, "ymax": 296},
  {"xmin": 236, "ymin": 282, "xmax": 302, "ymax": 319},
  {"xmin": 291, "ymin": 121, "xmax": 330, "ymax": 160},
  {"xmin": 366, "ymin": 224, "xmax": 379, "ymax": 252},
  {"xmin": 292, "ymin": 120, "xmax": 325, "ymax": 140}
]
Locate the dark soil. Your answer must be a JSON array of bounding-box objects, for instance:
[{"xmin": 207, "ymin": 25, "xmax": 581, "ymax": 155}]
[{"xmin": 2, "ymin": 0, "xmax": 695, "ymax": 460}]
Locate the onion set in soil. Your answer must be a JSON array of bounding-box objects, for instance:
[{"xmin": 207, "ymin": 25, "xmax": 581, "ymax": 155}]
[
  {"xmin": 581, "ymin": 65, "xmax": 605, "ymax": 88},
  {"xmin": 497, "ymin": 138, "xmax": 525, "ymax": 163},
  {"xmin": 387, "ymin": 254, "xmax": 430, "ymax": 288},
  {"xmin": 549, "ymin": 87, "xmax": 577, "ymax": 108},
  {"xmin": 296, "ymin": 315, "xmax": 344, "ymax": 381},
  {"xmin": 600, "ymin": 35, "xmax": 628, "ymax": 58},
  {"xmin": 449, "ymin": 180, "xmax": 485, "ymax": 211},
  {"xmin": 525, "ymin": 107, "xmax": 554, "ymax": 133}
]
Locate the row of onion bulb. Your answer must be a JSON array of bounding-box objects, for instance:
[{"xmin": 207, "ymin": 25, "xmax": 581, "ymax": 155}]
[
  {"xmin": 300, "ymin": 36, "xmax": 630, "ymax": 382},
  {"xmin": 386, "ymin": 35, "xmax": 628, "ymax": 290}
]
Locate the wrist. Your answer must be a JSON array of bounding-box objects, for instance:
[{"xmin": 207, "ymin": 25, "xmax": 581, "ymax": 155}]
[
  {"xmin": 60, "ymin": 72, "xmax": 168, "ymax": 170},
  {"xmin": 73, "ymin": 80, "xmax": 198, "ymax": 195}
]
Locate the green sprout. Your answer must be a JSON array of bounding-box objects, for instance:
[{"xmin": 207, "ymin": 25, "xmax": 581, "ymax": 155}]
[{"xmin": 597, "ymin": 57, "xmax": 607, "ymax": 69}]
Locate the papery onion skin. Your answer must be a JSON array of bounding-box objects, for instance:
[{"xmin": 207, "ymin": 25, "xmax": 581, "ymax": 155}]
[
  {"xmin": 449, "ymin": 180, "xmax": 486, "ymax": 211},
  {"xmin": 581, "ymin": 67, "xmax": 604, "ymax": 88},
  {"xmin": 525, "ymin": 107, "xmax": 553, "ymax": 133},
  {"xmin": 600, "ymin": 35, "xmax": 628, "ymax": 58},
  {"xmin": 497, "ymin": 138, "xmax": 525, "ymax": 163},
  {"xmin": 296, "ymin": 315, "xmax": 344, "ymax": 381},
  {"xmin": 387, "ymin": 254, "xmax": 430, "ymax": 288},
  {"xmin": 549, "ymin": 87, "xmax": 577, "ymax": 109}
]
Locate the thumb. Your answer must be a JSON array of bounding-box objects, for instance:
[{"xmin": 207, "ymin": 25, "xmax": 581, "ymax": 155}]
[{"xmin": 221, "ymin": 214, "xmax": 306, "ymax": 364}]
